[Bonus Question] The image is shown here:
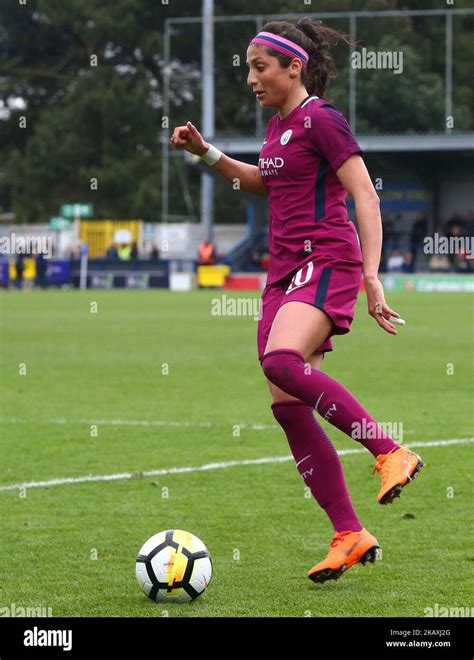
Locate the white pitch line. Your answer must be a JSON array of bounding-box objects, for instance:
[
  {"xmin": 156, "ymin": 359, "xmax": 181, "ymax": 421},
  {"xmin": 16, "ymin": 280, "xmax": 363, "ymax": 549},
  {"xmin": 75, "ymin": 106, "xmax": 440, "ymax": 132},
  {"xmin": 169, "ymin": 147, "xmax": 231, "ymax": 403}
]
[
  {"xmin": 0, "ymin": 438, "xmax": 472, "ymax": 493},
  {"xmin": 0, "ymin": 417, "xmax": 278, "ymax": 431},
  {"xmin": 0, "ymin": 417, "xmax": 416, "ymax": 433}
]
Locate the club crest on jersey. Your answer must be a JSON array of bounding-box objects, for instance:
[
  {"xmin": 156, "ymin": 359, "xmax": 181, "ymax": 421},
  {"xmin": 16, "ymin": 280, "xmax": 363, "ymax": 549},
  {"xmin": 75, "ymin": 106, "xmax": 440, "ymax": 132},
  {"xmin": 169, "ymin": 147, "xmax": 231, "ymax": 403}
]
[{"xmin": 280, "ymin": 129, "xmax": 292, "ymax": 146}]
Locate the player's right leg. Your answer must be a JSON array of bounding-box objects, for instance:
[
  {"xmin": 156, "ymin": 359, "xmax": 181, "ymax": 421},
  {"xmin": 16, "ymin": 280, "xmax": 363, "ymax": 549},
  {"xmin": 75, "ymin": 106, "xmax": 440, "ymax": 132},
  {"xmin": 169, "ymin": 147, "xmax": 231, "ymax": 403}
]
[
  {"xmin": 268, "ymin": 354, "xmax": 380, "ymax": 584},
  {"xmin": 307, "ymin": 527, "xmax": 381, "ymax": 583},
  {"xmin": 259, "ymin": 280, "xmax": 380, "ymax": 583}
]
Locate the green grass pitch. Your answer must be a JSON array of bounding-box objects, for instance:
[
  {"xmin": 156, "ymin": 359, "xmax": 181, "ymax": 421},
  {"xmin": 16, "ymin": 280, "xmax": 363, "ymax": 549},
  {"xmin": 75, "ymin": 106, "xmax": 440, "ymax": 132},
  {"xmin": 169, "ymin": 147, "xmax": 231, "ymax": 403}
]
[{"xmin": 0, "ymin": 288, "xmax": 473, "ymax": 617}]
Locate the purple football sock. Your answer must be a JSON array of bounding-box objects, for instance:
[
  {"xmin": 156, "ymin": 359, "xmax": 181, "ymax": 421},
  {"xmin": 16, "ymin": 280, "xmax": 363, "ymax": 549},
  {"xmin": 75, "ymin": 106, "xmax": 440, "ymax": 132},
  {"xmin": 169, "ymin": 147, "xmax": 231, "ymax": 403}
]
[
  {"xmin": 272, "ymin": 400, "xmax": 363, "ymax": 533},
  {"xmin": 262, "ymin": 349, "xmax": 399, "ymax": 458}
]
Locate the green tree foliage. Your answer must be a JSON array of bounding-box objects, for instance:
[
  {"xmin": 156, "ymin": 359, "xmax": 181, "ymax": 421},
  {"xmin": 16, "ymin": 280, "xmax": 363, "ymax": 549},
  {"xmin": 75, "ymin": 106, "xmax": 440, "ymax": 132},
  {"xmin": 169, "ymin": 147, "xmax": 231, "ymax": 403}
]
[
  {"xmin": 0, "ymin": 0, "xmax": 169, "ymax": 221},
  {"xmin": 0, "ymin": 0, "xmax": 472, "ymax": 223}
]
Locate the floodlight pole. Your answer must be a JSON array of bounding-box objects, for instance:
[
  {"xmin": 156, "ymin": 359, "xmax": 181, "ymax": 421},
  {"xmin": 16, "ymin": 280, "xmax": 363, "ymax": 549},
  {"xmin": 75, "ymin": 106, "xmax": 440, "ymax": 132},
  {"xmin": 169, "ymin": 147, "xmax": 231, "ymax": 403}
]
[
  {"xmin": 161, "ymin": 19, "xmax": 171, "ymax": 223},
  {"xmin": 445, "ymin": 12, "xmax": 453, "ymax": 134},
  {"xmin": 201, "ymin": 0, "xmax": 215, "ymax": 242}
]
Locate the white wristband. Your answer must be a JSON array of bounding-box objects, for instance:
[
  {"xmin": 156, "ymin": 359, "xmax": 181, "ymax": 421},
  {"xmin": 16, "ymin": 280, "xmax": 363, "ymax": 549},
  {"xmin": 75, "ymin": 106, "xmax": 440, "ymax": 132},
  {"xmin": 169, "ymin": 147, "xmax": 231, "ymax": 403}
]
[{"xmin": 201, "ymin": 144, "xmax": 222, "ymax": 166}]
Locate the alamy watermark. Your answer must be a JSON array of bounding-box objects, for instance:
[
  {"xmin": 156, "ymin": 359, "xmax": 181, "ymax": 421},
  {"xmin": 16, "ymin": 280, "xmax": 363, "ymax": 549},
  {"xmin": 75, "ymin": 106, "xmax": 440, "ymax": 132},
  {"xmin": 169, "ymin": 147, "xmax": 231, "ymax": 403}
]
[
  {"xmin": 351, "ymin": 419, "xmax": 404, "ymax": 443},
  {"xmin": 0, "ymin": 603, "xmax": 53, "ymax": 617},
  {"xmin": 424, "ymin": 603, "xmax": 474, "ymax": 617},
  {"xmin": 423, "ymin": 233, "xmax": 474, "ymax": 259},
  {"xmin": 351, "ymin": 48, "xmax": 403, "ymax": 74},
  {"xmin": 0, "ymin": 233, "xmax": 53, "ymax": 256},
  {"xmin": 211, "ymin": 295, "xmax": 262, "ymax": 321},
  {"xmin": 24, "ymin": 626, "xmax": 72, "ymax": 652}
]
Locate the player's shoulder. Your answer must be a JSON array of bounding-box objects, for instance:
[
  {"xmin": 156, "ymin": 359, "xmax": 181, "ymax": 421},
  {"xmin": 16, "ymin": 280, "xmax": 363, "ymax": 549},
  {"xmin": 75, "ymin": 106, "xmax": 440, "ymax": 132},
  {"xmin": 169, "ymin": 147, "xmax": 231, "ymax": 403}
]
[{"xmin": 301, "ymin": 96, "xmax": 347, "ymax": 121}]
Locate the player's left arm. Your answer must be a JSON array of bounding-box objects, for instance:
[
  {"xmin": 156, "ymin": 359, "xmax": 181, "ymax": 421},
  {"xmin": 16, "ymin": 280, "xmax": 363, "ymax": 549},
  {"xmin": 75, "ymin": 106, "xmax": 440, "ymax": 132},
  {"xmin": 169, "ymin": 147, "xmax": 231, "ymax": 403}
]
[{"xmin": 336, "ymin": 154, "xmax": 400, "ymax": 335}]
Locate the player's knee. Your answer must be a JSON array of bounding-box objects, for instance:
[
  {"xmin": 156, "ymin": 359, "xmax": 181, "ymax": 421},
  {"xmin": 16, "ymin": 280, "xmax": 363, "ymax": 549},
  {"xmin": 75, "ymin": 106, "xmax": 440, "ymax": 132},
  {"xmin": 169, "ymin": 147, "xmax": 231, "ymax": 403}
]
[
  {"xmin": 267, "ymin": 379, "xmax": 301, "ymax": 405},
  {"xmin": 271, "ymin": 399, "xmax": 308, "ymax": 425},
  {"xmin": 260, "ymin": 350, "xmax": 284, "ymax": 385},
  {"xmin": 260, "ymin": 348, "xmax": 304, "ymax": 391}
]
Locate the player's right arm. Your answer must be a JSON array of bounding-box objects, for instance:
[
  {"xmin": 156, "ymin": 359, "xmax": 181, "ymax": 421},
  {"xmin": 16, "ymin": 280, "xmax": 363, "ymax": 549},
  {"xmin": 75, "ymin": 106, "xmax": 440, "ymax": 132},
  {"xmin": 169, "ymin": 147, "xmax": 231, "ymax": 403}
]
[{"xmin": 170, "ymin": 121, "xmax": 267, "ymax": 197}]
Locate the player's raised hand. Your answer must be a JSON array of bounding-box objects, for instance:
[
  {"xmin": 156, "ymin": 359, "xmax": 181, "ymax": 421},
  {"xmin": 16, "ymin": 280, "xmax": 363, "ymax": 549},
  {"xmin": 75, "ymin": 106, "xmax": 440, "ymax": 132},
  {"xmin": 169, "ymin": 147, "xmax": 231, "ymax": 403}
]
[
  {"xmin": 365, "ymin": 277, "xmax": 400, "ymax": 335},
  {"xmin": 169, "ymin": 121, "xmax": 209, "ymax": 157}
]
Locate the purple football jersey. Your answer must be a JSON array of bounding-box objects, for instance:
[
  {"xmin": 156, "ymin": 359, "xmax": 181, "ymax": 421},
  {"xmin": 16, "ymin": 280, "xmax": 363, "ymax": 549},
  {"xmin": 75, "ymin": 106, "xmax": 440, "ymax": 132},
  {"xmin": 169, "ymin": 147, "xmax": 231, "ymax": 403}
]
[{"xmin": 259, "ymin": 95, "xmax": 363, "ymax": 285}]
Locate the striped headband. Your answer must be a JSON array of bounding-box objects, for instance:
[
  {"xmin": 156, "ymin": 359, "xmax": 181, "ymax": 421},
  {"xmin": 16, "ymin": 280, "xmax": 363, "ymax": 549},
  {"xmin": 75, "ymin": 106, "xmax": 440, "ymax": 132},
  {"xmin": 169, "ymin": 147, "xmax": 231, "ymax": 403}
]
[{"xmin": 249, "ymin": 31, "xmax": 309, "ymax": 67}]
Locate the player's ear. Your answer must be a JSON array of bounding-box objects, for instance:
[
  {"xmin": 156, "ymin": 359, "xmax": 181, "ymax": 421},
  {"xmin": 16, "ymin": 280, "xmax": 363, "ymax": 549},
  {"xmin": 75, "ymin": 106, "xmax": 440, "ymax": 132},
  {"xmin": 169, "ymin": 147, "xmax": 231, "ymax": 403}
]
[{"xmin": 289, "ymin": 59, "xmax": 303, "ymax": 78}]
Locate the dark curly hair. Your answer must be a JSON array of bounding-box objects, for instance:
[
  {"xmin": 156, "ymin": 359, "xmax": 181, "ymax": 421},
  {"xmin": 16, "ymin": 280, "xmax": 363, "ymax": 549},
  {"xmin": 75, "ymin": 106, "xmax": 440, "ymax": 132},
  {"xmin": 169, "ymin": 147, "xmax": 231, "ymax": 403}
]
[{"xmin": 257, "ymin": 17, "xmax": 355, "ymax": 98}]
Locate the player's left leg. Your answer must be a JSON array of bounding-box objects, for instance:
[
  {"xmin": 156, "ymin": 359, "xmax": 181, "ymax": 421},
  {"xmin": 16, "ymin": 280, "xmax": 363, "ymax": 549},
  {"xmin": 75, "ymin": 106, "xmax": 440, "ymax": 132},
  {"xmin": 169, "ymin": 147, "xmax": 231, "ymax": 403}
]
[
  {"xmin": 261, "ymin": 300, "xmax": 424, "ymax": 504},
  {"xmin": 372, "ymin": 447, "xmax": 425, "ymax": 504},
  {"xmin": 262, "ymin": 301, "xmax": 399, "ymax": 456}
]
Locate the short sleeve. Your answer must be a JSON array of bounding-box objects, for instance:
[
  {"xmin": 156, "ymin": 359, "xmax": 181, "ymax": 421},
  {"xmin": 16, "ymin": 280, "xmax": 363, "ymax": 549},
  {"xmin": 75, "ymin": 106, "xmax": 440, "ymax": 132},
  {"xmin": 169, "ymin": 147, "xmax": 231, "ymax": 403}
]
[{"xmin": 307, "ymin": 102, "xmax": 362, "ymax": 172}]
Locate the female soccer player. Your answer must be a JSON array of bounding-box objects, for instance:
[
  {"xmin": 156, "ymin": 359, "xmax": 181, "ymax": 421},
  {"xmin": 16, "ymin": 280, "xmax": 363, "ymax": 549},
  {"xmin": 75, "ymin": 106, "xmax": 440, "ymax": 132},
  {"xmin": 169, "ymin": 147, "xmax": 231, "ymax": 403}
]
[{"xmin": 170, "ymin": 17, "xmax": 424, "ymax": 584}]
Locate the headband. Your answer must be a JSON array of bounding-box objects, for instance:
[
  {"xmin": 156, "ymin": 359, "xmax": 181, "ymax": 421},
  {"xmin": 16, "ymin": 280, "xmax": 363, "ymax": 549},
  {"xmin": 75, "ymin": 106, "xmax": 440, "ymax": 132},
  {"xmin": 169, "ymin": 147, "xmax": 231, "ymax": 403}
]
[{"xmin": 249, "ymin": 31, "xmax": 309, "ymax": 67}]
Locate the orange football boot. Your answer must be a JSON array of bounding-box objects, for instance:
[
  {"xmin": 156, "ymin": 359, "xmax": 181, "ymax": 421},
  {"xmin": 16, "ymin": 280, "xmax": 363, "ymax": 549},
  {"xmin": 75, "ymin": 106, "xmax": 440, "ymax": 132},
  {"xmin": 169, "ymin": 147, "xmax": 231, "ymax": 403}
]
[
  {"xmin": 307, "ymin": 528, "xmax": 381, "ymax": 583},
  {"xmin": 374, "ymin": 446, "xmax": 425, "ymax": 504}
]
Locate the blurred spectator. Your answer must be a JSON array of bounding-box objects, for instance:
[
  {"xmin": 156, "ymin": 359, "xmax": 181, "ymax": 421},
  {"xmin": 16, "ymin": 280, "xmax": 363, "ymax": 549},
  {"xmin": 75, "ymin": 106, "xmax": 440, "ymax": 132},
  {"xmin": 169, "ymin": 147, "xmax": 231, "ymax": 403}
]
[
  {"xmin": 106, "ymin": 242, "xmax": 118, "ymax": 261},
  {"xmin": 260, "ymin": 251, "xmax": 270, "ymax": 271},
  {"xmin": 453, "ymin": 250, "xmax": 473, "ymax": 273},
  {"xmin": 428, "ymin": 253, "xmax": 451, "ymax": 272},
  {"xmin": 198, "ymin": 239, "xmax": 217, "ymax": 265},
  {"xmin": 445, "ymin": 212, "xmax": 465, "ymax": 233},
  {"xmin": 402, "ymin": 251, "xmax": 414, "ymax": 273},
  {"xmin": 248, "ymin": 249, "xmax": 270, "ymax": 272},
  {"xmin": 15, "ymin": 253, "xmax": 25, "ymax": 289},
  {"xmin": 386, "ymin": 249, "xmax": 404, "ymax": 273},
  {"xmin": 35, "ymin": 252, "xmax": 47, "ymax": 288},
  {"xmin": 130, "ymin": 241, "xmax": 139, "ymax": 270},
  {"xmin": 68, "ymin": 243, "xmax": 82, "ymax": 260},
  {"xmin": 444, "ymin": 220, "xmax": 466, "ymax": 271},
  {"xmin": 445, "ymin": 220, "xmax": 465, "ymax": 239},
  {"xmin": 150, "ymin": 245, "xmax": 160, "ymax": 261},
  {"xmin": 410, "ymin": 212, "xmax": 428, "ymax": 269},
  {"xmin": 117, "ymin": 243, "xmax": 131, "ymax": 261}
]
